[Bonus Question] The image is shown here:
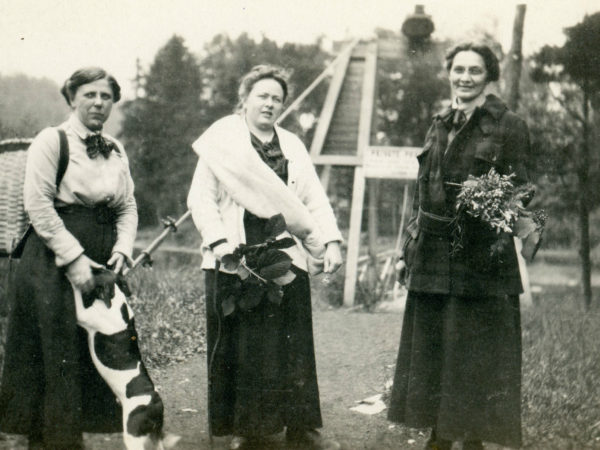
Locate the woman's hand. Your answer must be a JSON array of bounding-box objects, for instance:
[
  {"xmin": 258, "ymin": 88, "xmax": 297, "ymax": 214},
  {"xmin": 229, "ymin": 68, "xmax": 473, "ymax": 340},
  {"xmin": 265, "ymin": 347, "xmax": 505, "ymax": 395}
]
[
  {"xmin": 65, "ymin": 254, "xmax": 104, "ymax": 293},
  {"xmin": 324, "ymin": 241, "xmax": 343, "ymax": 274},
  {"xmin": 107, "ymin": 252, "xmax": 128, "ymax": 274}
]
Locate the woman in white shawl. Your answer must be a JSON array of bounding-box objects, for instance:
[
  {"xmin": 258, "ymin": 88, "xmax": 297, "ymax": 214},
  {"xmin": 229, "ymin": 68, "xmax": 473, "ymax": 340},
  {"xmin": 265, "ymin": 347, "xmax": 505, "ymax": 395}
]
[{"xmin": 188, "ymin": 65, "xmax": 343, "ymax": 449}]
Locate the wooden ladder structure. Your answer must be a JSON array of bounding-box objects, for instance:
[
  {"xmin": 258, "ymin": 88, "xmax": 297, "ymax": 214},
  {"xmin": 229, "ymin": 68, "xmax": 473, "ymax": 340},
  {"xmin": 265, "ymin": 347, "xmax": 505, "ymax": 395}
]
[
  {"xmin": 309, "ymin": 37, "xmax": 532, "ymax": 308},
  {"xmin": 309, "ymin": 40, "xmax": 381, "ymax": 306}
]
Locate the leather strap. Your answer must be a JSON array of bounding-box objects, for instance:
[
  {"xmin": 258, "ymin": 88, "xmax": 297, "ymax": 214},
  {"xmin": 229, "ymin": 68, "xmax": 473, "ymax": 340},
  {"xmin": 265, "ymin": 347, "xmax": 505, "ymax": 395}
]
[{"xmin": 56, "ymin": 129, "xmax": 69, "ymax": 187}]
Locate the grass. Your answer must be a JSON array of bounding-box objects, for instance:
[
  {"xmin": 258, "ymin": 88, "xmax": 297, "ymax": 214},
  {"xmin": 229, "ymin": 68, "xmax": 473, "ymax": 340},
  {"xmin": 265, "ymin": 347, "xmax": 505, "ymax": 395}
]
[
  {"xmin": 522, "ymin": 286, "xmax": 600, "ymax": 448},
  {"xmin": 126, "ymin": 264, "xmax": 207, "ymax": 367}
]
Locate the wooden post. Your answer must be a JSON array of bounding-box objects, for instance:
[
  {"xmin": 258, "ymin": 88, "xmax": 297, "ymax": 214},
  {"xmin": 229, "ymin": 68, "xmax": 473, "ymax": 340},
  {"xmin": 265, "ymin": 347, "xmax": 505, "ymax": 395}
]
[
  {"xmin": 580, "ymin": 84, "xmax": 592, "ymax": 308},
  {"xmin": 398, "ymin": 183, "xmax": 410, "ymax": 241},
  {"xmin": 344, "ymin": 167, "xmax": 366, "ymax": 306},
  {"xmin": 505, "ymin": 5, "xmax": 533, "ymax": 307},
  {"xmin": 366, "ymin": 179, "xmax": 380, "ymax": 295},
  {"xmin": 368, "ymin": 180, "xmax": 379, "ymax": 255},
  {"xmin": 343, "ymin": 41, "xmax": 378, "ymax": 306},
  {"xmin": 391, "ymin": 189, "xmax": 398, "ymax": 238},
  {"xmin": 504, "ymin": 4, "xmax": 526, "ymax": 112}
]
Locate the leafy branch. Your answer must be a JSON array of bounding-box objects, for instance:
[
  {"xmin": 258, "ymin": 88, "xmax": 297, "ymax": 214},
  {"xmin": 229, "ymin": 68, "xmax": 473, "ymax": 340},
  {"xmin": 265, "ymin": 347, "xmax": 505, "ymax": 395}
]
[{"xmin": 218, "ymin": 214, "xmax": 298, "ymax": 317}]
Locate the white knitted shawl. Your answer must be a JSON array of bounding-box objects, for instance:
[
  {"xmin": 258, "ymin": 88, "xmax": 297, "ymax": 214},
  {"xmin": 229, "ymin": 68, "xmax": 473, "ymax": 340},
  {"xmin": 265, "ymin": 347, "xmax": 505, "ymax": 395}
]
[{"xmin": 192, "ymin": 114, "xmax": 326, "ymax": 265}]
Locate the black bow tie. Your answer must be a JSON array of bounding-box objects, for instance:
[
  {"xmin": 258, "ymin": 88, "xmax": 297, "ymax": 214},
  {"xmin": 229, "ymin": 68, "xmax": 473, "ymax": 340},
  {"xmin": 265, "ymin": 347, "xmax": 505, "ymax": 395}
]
[
  {"xmin": 261, "ymin": 141, "xmax": 277, "ymax": 156},
  {"xmin": 84, "ymin": 134, "xmax": 114, "ymax": 159}
]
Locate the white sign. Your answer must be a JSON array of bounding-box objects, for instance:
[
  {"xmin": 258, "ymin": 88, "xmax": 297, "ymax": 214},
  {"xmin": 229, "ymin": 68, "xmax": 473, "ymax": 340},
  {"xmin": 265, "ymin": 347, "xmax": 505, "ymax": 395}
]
[{"xmin": 363, "ymin": 146, "xmax": 420, "ymax": 180}]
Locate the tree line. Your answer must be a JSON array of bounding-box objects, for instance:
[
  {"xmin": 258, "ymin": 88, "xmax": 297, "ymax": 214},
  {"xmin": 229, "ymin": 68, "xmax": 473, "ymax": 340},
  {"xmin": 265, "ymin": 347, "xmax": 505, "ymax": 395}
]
[
  {"xmin": 2, "ymin": 18, "xmax": 600, "ymax": 303},
  {"xmin": 119, "ymin": 33, "xmax": 331, "ymax": 226}
]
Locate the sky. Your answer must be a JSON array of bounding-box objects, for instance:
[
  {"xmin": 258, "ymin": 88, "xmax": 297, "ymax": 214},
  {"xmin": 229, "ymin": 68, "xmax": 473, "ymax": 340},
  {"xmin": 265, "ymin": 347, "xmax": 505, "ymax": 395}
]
[{"xmin": 1, "ymin": 0, "xmax": 599, "ymax": 99}]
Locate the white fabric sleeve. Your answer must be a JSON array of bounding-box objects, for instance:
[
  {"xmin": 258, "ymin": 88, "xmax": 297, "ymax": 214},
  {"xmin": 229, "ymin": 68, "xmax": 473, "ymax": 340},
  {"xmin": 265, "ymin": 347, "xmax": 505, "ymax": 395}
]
[
  {"xmin": 187, "ymin": 156, "xmax": 231, "ymax": 249},
  {"xmin": 24, "ymin": 128, "xmax": 84, "ymax": 267}
]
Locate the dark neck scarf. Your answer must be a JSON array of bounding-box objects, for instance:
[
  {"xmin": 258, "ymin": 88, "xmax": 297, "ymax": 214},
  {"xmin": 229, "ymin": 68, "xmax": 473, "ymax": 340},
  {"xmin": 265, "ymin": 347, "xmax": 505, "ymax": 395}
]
[
  {"xmin": 443, "ymin": 109, "xmax": 467, "ymax": 132},
  {"xmin": 84, "ymin": 133, "xmax": 115, "ymax": 159},
  {"xmin": 250, "ymin": 132, "xmax": 288, "ymax": 181}
]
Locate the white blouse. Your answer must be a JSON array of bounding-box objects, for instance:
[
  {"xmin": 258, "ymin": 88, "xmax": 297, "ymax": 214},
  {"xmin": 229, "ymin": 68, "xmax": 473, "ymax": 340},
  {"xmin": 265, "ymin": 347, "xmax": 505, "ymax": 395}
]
[{"xmin": 24, "ymin": 114, "xmax": 137, "ymax": 267}]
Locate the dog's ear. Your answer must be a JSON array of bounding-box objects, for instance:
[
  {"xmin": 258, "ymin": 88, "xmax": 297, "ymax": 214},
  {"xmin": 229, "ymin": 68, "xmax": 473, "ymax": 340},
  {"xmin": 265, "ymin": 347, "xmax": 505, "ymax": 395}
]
[
  {"xmin": 87, "ymin": 268, "xmax": 117, "ymax": 308},
  {"xmin": 81, "ymin": 289, "xmax": 97, "ymax": 309},
  {"xmin": 102, "ymin": 280, "xmax": 115, "ymax": 308},
  {"xmin": 116, "ymin": 275, "xmax": 132, "ymax": 297}
]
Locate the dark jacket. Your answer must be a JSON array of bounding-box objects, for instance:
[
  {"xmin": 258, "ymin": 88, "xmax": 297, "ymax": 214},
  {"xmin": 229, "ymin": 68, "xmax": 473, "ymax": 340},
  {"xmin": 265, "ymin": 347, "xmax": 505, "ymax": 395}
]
[{"xmin": 404, "ymin": 94, "xmax": 530, "ymax": 297}]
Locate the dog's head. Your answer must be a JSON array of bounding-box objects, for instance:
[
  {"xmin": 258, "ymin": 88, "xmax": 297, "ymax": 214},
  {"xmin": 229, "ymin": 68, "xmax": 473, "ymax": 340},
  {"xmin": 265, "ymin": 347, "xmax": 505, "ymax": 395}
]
[{"xmin": 81, "ymin": 268, "xmax": 131, "ymax": 308}]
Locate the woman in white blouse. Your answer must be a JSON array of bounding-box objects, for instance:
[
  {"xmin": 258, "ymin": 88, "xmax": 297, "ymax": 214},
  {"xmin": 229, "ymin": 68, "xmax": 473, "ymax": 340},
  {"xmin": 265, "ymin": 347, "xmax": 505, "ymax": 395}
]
[
  {"xmin": 0, "ymin": 67, "xmax": 137, "ymax": 449},
  {"xmin": 188, "ymin": 65, "xmax": 342, "ymax": 450}
]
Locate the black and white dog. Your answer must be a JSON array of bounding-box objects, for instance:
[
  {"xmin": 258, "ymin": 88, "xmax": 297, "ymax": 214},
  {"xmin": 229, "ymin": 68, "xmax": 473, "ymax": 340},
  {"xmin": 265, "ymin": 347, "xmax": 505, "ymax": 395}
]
[{"xmin": 71, "ymin": 268, "xmax": 179, "ymax": 450}]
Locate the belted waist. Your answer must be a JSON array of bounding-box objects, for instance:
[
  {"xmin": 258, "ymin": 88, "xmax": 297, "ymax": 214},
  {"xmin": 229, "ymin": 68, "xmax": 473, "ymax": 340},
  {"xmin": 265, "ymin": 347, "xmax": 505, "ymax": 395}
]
[
  {"xmin": 417, "ymin": 207, "xmax": 454, "ymax": 236},
  {"xmin": 56, "ymin": 204, "xmax": 116, "ymax": 225}
]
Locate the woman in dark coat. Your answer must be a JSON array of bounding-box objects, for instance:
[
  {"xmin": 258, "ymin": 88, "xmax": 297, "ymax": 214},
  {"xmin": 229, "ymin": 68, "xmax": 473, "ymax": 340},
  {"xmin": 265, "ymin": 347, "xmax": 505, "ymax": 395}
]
[
  {"xmin": 187, "ymin": 65, "xmax": 343, "ymax": 449},
  {"xmin": 0, "ymin": 68, "xmax": 137, "ymax": 449},
  {"xmin": 387, "ymin": 43, "xmax": 530, "ymax": 450}
]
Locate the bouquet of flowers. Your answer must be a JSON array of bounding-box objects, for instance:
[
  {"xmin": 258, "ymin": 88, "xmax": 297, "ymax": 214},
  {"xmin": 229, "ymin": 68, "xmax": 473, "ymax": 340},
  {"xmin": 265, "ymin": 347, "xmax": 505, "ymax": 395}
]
[
  {"xmin": 450, "ymin": 168, "xmax": 547, "ymax": 261},
  {"xmin": 218, "ymin": 214, "xmax": 298, "ymax": 316}
]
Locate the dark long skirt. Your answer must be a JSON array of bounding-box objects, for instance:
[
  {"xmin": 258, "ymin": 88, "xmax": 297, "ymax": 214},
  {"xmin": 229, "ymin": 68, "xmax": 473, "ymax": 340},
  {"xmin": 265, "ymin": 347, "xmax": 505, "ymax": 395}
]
[
  {"xmin": 387, "ymin": 291, "xmax": 522, "ymax": 448},
  {"xmin": 205, "ymin": 268, "xmax": 322, "ymax": 438},
  {"xmin": 0, "ymin": 206, "xmax": 122, "ymax": 449}
]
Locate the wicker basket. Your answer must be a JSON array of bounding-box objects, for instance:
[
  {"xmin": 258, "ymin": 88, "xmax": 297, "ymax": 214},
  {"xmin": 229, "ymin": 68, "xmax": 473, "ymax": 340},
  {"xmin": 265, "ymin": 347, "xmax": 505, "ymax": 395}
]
[{"xmin": 0, "ymin": 139, "xmax": 33, "ymax": 257}]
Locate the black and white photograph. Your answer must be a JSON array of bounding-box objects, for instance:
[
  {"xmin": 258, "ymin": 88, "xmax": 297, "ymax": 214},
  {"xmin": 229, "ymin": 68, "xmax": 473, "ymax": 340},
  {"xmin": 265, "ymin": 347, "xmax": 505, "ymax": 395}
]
[{"xmin": 0, "ymin": 1, "xmax": 599, "ymax": 448}]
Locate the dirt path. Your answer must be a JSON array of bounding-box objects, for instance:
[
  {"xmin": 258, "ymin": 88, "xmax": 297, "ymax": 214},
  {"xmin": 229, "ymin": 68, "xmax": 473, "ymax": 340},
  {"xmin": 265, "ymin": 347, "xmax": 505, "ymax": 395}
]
[
  {"xmin": 152, "ymin": 307, "xmax": 413, "ymax": 450},
  {"xmin": 0, "ymin": 306, "xmax": 418, "ymax": 450}
]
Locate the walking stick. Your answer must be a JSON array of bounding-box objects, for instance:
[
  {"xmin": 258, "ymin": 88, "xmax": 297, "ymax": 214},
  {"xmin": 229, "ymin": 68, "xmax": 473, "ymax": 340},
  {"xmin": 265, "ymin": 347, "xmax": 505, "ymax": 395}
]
[{"xmin": 122, "ymin": 210, "xmax": 192, "ymax": 276}]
